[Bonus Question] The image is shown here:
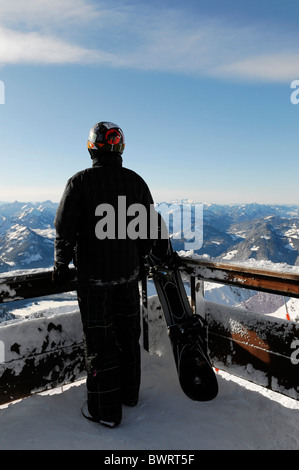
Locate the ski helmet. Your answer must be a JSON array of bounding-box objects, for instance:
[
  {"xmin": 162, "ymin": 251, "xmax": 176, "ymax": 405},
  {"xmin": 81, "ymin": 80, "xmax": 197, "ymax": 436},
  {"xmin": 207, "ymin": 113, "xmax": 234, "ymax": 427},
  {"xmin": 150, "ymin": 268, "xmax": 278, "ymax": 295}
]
[{"xmin": 87, "ymin": 121, "xmax": 125, "ymax": 158}]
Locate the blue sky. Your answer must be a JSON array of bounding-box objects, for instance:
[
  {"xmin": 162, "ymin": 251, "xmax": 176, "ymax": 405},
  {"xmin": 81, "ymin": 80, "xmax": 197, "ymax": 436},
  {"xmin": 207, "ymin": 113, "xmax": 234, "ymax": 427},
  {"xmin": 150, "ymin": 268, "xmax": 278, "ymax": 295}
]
[{"xmin": 0, "ymin": 0, "xmax": 299, "ymax": 204}]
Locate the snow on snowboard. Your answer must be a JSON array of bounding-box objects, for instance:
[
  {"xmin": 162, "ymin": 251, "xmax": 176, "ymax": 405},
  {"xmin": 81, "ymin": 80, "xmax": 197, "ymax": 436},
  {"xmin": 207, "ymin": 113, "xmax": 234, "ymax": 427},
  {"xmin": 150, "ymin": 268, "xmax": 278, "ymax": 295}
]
[{"xmin": 145, "ymin": 237, "xmax": 218, "ymax": 402}]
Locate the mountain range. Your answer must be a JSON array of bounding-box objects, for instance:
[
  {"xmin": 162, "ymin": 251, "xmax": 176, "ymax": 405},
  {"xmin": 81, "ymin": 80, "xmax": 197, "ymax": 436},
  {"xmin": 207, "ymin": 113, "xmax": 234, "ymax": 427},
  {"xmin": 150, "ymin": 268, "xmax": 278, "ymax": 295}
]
[
  {"xmin": 0, "ymin": 201, "xmax": 57, "ymax": 273},
  {"xmin": 166, "ymin": 201, "xmax": 299, "ymax": 266},
  {"xmin": 0, "ymin": 200, "xmax": 299, "ymax": 274},
  {"xmin": 198, "ymin": 202, "xmax": 299, "ymax": 265}
]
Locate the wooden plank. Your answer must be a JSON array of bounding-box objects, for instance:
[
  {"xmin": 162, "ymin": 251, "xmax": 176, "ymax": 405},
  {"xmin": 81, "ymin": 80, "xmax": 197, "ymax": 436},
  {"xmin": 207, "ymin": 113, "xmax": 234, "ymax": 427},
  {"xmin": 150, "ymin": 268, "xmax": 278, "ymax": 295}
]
[
  {"xmin": 0, "ymin": 344, "xmax": 85, "ymax": 405},
  {"xmin": 0, "ymin": 268, "xmax": 77, "ymax": 303},
  {"xmin": 181, "ymin": 258, "xmax": 299, "ymax": 299},
  {"xmin": 205, "ymin": 301, "xmax": 299, "ymax": 398}
]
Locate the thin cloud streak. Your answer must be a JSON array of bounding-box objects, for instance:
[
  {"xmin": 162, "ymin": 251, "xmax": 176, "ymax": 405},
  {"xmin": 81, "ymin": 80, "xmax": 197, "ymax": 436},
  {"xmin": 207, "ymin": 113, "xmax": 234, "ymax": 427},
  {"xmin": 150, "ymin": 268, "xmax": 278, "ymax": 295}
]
[
  {"xmin": 0, "ymin": 27, "xmax": 103, "ymax": 65},
  {"xmin": 0, "ymin": 0, "xmax": 101, "ymax": 27},
  {"xmin": 217, "ymin": 53, "xmax": 299, "ymax": 82}
]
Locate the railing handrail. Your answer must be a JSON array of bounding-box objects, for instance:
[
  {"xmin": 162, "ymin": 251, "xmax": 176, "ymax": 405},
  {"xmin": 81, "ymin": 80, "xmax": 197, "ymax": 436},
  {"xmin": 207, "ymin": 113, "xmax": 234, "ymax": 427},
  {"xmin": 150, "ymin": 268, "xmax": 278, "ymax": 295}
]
[
  {"xmin": 0, "ymin": 267, "xmax": 77, "ymax": 304},
  {"xmin": 181, "ymin": 257, "xmax": 299, "ymax": 279},
  {"xmin": 1, "ymin": 257, "xmax": 299, "ymax": 304},
  {"xmin": 180, "ymin": 257, "xmax": 299, "ymax": 299}
]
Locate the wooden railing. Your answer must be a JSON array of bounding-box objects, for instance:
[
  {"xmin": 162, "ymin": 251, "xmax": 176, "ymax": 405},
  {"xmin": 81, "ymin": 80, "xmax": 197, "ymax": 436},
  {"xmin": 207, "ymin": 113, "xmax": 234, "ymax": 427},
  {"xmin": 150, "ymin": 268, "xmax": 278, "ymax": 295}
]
[
  {"xmin": 0, "ymin": 268, "xmax": 77, "ymax": 303},
  {"xmin": 181, "ymin": 258, "xmax": 299, "ymax": 299},
  {"xmin": 180, "ymin": 258, "xmax": 299, "ymax": 399},
  {"xmin": 0, "ymin": 258, "xmax": 299, "ymax": 404},
  {"xmin": 0, "ymin": 268, "xmax": 81, "ymax": 405}
]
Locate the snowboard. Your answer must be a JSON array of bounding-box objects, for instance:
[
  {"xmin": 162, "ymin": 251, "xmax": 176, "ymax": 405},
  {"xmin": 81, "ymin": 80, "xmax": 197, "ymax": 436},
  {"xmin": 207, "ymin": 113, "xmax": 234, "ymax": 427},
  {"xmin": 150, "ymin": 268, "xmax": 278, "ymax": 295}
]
[{"xmin": 146, "ymin": 238, "xmax": 218, "ymax": 402}]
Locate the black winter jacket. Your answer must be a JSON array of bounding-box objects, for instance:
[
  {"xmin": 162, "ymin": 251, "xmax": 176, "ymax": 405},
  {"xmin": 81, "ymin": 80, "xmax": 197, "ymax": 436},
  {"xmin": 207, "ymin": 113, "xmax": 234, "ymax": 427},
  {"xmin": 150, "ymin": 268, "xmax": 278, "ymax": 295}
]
[{"xmin": 54, "ymin": 154, "xmax": 154, "ymax": 285}]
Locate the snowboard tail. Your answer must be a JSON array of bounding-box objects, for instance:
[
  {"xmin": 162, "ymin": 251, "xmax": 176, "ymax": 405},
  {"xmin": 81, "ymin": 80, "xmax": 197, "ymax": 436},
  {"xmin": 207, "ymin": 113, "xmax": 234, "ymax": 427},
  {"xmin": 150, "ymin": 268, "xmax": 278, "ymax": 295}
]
[
  {"xmin": 148, "ymin": 240, "xmax": 218, "ymax": 401},
  {"xmin": 169, "ymin": 315, "xmax": 218, "ymax": 401}
]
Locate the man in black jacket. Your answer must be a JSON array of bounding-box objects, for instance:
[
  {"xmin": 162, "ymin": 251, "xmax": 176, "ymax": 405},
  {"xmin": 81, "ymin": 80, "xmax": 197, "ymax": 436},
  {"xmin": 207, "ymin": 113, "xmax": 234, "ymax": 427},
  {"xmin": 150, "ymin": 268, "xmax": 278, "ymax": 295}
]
[{"xmin": 53, "ymin": 121, "xmax": 155, "ymax": 427}]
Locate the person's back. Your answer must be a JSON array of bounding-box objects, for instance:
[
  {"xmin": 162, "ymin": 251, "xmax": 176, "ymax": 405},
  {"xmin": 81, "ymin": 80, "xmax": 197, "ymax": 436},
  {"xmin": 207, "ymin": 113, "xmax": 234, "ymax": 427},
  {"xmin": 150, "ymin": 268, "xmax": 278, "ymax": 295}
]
[
  {"xmin": 54, "ymin": 151, "xmax": 153, "ymax": 283},
  {"xmin": 53, "ymin": 121, "xmax": 154, "ymax": 427}
]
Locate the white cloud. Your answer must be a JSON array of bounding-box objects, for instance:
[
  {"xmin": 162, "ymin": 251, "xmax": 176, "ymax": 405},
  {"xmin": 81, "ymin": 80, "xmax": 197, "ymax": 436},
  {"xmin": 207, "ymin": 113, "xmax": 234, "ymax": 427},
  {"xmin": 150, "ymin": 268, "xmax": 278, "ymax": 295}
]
[
  {"xmin": 0, "ymin": 27, "xmax": 92, "ymax": 65},
  {"xmin": 0, "ymin": 26, "xmax": 115, "ymax": 66},
  {"xmin": 0, "ymin": 0, "xmax": 127, "ymax": 66},
  {"xmin": 86, "ymin": 9, "xmax": 299, "ymax": 83},
  {"xmin": 115, "ymin": 14, "xmax": 298, "ymax": 83},
  {"xmin": 0, "ymin": 0, "xmax": 298, "ymax": 83}
]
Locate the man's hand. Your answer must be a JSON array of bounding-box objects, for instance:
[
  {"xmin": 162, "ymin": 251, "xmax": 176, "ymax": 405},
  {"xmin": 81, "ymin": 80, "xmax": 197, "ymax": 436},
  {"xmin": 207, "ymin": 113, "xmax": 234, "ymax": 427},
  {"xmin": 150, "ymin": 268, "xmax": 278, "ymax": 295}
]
[{"xmin": 52, "ymin": 263, "xmax": 71, "ymax": 284}]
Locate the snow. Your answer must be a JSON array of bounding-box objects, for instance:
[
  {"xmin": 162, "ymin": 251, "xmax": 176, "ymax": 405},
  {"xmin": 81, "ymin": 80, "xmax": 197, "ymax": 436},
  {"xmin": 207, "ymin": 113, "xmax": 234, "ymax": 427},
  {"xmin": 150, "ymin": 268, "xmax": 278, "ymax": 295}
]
[
  {"xmin": 285, "ymin": 227, "xmax": 299, "ymax": 239},
  {"xmin": 222, "ymin": 249, "xmax": 239, "ymax": 260},
  {"xmin": 0, "ymin": 296, "xmax": 299, "ymax": 450},
  {"xmin": 32, "ymin": 228, "xmax": 55, "ymax": 239},
  {"xmin": 1, "ymin": 368, "xmax": 299, "ymax": 451}
]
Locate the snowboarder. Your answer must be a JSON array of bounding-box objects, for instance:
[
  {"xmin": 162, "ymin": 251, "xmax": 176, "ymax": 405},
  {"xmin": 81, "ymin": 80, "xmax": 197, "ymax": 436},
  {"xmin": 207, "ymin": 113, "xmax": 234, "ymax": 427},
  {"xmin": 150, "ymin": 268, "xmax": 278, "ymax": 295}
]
[{"xmin": 53, "ymin": 121, "xmax": 155, "ymax": 427}]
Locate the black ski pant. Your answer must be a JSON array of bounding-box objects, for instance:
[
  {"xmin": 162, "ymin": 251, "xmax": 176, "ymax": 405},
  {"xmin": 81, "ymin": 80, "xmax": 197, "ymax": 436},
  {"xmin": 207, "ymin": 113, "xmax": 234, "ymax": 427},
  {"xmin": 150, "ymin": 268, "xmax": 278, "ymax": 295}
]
[{"xmin": 77, "ymin": 281, "xmax": 141, "ymax": 423}]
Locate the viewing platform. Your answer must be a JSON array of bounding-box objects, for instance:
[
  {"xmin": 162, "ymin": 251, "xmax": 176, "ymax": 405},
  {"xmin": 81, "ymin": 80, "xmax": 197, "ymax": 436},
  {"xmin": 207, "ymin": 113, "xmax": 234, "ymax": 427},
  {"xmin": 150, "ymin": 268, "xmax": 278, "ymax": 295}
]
[{"xmin": 0, "ymin": 257, "xmax": 298, "ymax": 405}]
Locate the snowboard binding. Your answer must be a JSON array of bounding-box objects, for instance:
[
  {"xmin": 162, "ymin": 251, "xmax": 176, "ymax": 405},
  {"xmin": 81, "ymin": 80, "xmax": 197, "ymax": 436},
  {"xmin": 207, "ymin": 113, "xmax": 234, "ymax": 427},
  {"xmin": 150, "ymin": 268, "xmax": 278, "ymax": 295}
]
[
  {"xmin": 168, "ymin": 315, "xmax": 207, "ymax": 348},
  {"xmin": 147, "ymin": 250, "xmax": 182, "ymax": 280}
]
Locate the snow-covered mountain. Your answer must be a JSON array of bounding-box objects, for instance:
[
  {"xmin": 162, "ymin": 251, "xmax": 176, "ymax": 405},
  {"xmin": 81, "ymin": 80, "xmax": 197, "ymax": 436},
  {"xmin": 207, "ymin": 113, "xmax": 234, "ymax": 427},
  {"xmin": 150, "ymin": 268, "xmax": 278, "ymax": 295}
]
[
  {"xmin": 1, "ymin": 200, "xmax": 299, "ymax": 273},
  {"xmin": 167, "ymin": 201, "xmax": 299, "ymax": 265},
  {"xmin": 0, "ymin": 201, "xmax": 56, "ymax": 273}
]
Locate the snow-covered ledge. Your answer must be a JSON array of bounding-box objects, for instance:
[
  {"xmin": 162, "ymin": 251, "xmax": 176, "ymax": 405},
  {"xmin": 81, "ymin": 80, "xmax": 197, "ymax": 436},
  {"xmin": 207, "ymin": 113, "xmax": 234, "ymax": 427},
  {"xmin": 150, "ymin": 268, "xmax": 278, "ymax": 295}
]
[
  {"xmin": 0, "ymin": 310, "xmax": 85, "ymax": 404},
  {"xmin": 203, "ymin": 299, "xmax": 299, "ymax": 400},
  {"xmin": 144, "ymin": 292, "xmax": 299, "ymax": 401}
]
